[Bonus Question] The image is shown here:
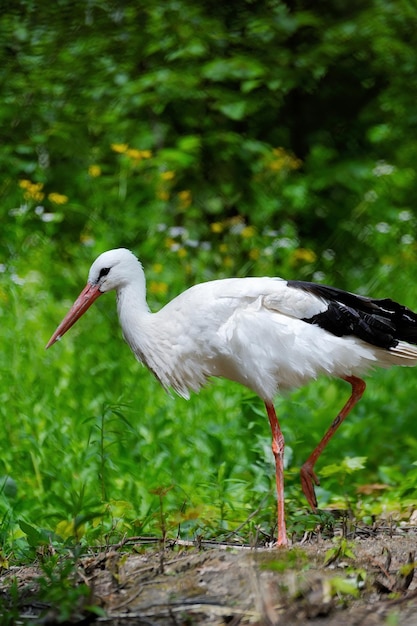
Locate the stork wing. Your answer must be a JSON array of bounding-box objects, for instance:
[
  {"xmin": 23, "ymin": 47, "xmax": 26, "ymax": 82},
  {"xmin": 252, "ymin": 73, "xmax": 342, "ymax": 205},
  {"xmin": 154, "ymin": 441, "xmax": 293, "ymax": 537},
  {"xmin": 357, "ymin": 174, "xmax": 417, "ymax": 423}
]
[{"xmin": 264, "ymin": 280, "xmax": 417, "ymax": 350}]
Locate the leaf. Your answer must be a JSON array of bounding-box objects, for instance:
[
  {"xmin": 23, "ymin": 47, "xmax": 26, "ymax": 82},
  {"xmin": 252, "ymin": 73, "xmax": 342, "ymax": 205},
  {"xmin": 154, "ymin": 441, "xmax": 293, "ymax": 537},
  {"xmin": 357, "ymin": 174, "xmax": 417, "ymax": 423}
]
[
  {"xmin": 241, "ymin": 79, "xmax": 262, "ymax": 94},
  {"xmin": 342, "ymin": 457, "xmax": 367, "ymax": 473},
  {"xmin": 330, "ymin": 576, "xmax": 360, "ymax": 598},
  {"xmin": 202, "ymin": 57, "xmax": 265, "ymax": 82},
  {"xmin": 218, "ymin": 101, "xmax": 248, "ymax": 121},
  {"xmin": 0, "ymin": 552, "xmax": 9, "ymax": 569},
  {"xmin": 177, "ymin": 135, "xmax": 201, "ymax": 152},
  {"xmin": 55, "ymin": 520, "xmax": 79, "ymax": 540},
  {"xmin": 324, "ymin": 538, "xmax": 355, "ymax": 565},
  {"xmin": 320, "ymin": 463, "xmax": 343, "ymax": 477},
  {"xmin": 321, "ymin": 456, "xmax": 367, "ymax": 477},
  {"xmin": 356, "ymin": 483, "xmax": 389, "ymax": 495},
  {"xmin": 0, "ymin": 476, "xmax": 17, "ymax": 499},
  {"xmin": 18, "ymin": 520, "xmax": 55, "ymax": 548}
]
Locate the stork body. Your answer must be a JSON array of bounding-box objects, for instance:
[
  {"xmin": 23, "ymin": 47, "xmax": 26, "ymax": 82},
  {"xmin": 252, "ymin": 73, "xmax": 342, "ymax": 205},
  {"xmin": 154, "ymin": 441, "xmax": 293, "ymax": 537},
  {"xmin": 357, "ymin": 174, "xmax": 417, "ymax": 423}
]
[{"xmin": 46, "ymin": 248, "xmax": 417, "ymax": 546}]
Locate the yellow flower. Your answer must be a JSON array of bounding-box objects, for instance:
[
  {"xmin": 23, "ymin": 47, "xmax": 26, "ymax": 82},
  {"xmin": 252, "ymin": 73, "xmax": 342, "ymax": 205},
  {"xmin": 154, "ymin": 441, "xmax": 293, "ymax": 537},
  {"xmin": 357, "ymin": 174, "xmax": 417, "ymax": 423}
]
[
  {"xmin": 164, "ymin": 237, "xmax": 176, "ymax": 249},
  {"xmin": 111, "ymin": 143, "xmax": 129, "ymax": 154},
  {"xmin": 240, "ymin": 225, "xmax": 256, "ymax": 238},
  {"xmin": 88, "ymin": 165, "xmax": 101, "ymax": 177},
  {"xmin": 268, "ymin": 159, "xmax": 285, "ymax": 172},
  {"xmin": 48, "ymin": 192, "xmax": 68, "ymax": 205},
  {"xmin": 249, "ymin": 248, "xmax": 260, "ymax": 260},
  {"xmin": 125, "ymin": 149, "xmax": 137, "ymax": 159},
  {"xmin": 292, "ymin": 248, "xmax": 317, "ymax": 264},
  {"xmin": 80, "ymin": 234, "xmax": 95, "ymax": 246},
  {"xmin": 157, "ymin": 190, "xmax": 170, "ymax": 201},
  {"xmin": 148, "ymin": 281, "xmax": 168, "ymax": 296},
  {"xmin": 126, "ymin": 148, "xmax": 141, "ymax": 159},
  {"xmin": 228, "ymin": 215, "xmax": 244, "ymax": 227},
  {"xmin": 161, "ymin": 170, "xmax": 175, "ymax": 181},
  {"xmin": 210, "ymin": 222, "xmax": 224, "ymax": 234},
  {"xmin": 177, "ymin": 247, "xmax": 187, "ymax": 258},
  {"xmin": 126, "ymin": 148, "xmax": 152, "ymax": 161},
  {"xmin": 219, "ymin": 243, "xmax": 228, "ymax": 253},
  {"xmin": 272, "ymin": 147, "xmax": 287, "ymax": 158},
  {"xmin": 268, "ymin": 147, "xmax": 302, "ymax": 172},
  {"xmin": 152, "ymin": 263, "xmax": 164, "ymax": 274},
  {"xmin": 25, "ymin": 190, "xmax": 44, "ymax": 202},
  {"xmin": 18, "ymin": 179, "xmax": 32, "ymax": 190},
  {"xmin": 19, "ymin": 180, "xmax": 45, "ymax": 202},
  {"xmin": 178, "ymin": 190, "xmax": 192, "ymax": 209}
]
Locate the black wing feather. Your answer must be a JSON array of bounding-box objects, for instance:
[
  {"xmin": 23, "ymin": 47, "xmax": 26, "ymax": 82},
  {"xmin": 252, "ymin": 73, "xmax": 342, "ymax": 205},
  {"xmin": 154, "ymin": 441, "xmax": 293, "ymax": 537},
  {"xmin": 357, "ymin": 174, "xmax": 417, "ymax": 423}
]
[{"xmin": 288, "ymin": 280, "xmax": 417, "ymax": 349}]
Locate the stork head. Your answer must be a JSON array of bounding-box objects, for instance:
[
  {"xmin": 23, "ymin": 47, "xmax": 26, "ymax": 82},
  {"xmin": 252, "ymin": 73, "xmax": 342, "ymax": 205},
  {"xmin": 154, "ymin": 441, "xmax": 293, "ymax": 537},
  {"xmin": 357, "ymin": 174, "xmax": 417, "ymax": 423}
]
[
  {"xmin": 88, "ymin": 248, "xmax": 142, "ymax": 293},
  {"xmin": 46, "ymin": 248, "xmax": 142, "ymax": 348}
]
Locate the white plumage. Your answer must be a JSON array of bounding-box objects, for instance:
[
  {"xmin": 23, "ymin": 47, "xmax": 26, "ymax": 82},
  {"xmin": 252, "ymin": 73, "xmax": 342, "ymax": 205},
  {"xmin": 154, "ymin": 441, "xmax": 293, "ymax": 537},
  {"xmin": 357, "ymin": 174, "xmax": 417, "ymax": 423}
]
[{"xmin": 46, "ymin": 248, "xmax": 417, "ymax": 546}]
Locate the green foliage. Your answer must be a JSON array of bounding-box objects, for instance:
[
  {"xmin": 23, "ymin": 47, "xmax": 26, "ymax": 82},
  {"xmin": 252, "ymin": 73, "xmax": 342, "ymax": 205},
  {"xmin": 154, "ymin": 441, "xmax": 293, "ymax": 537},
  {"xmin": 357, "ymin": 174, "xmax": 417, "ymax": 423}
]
[
  {"xmin": 35, "ymin": 551, "xmax": 104, "ymax": 623},
  {"xmin": 0, "ymin": 577, "xmax": 20, "ymax": 626},
  {"xmin": 324, "ymin": 538, "xmax": 356, "ymax": 566},
  {"xmin": 325, "ymin": 575, "xmax": 361, "ymax": 600},
  {"xmin": 2, "ymin": 0, "xmax": 417, "ymax": 284},
  {"xmin": 261, "ymin": 547, "xmax": 309, "ymax": 573},
  {"xmin": 0, "ymin": 0, "xmax": 417, "ymax": 564}
]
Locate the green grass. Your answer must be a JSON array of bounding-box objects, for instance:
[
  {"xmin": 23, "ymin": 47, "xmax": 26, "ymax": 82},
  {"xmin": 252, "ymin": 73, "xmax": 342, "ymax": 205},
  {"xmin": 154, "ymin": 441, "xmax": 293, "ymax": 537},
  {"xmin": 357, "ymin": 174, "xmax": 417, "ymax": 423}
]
[{"xmin": 1, "ymin": 239, "xmax": 417, "ymax": 561}]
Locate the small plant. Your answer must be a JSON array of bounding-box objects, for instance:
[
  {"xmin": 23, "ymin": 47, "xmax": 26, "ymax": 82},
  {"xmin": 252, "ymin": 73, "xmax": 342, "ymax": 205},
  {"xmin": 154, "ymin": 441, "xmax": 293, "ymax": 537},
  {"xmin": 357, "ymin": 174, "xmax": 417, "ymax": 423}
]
[
  {"xmin": 0, "ymin": 546, "xmax": 105, "ymax": 624},
  {"xmin": 35, "ymin": 551, "xmax": 104, "ymax": 623},
  {"xmin": 149, "ymin": 485, "xmax": 175, "ymax": 547},
  {"xmin": 322, "ymin": 574, "xmax": 363, "ymax": 602},
  {"xmin": 324, "ymin": 537, "xmax": 356, "ymax": 566},
  {"xmin": 0, "ymin": 577, "xmax": 20, "ymax": 626},
  {"xmin": 260, "ymin": 547, "xmax": 310, "ymax": 573}
]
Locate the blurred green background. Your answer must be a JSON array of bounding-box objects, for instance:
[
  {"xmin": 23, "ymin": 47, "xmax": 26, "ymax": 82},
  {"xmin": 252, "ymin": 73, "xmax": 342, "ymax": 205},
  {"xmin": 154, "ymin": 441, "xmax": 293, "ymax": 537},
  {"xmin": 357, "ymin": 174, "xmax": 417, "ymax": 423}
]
[{"xmin": 1, "ymin": 0, "xmax": 417, "ymax": 553}]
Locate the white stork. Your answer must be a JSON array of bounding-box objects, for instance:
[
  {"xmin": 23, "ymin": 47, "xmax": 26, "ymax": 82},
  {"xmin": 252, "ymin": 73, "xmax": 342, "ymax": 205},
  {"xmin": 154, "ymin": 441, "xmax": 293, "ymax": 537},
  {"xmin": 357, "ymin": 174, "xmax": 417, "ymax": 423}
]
[{"xmin": 46, "ymin": 248, "xmax": 417, "ymax": 546}]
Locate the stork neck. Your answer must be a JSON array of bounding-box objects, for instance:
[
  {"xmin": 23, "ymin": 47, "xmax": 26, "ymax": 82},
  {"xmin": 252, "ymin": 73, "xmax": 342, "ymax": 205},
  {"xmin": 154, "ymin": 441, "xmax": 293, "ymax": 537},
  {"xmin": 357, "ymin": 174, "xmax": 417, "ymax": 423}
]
[
  {"xmin": 115, "ymin": 279, "xmax": 157, "ymax": 368},
  {"xmin": 116, "ymin": 280, "xmax": 151, "ymax": 320}
]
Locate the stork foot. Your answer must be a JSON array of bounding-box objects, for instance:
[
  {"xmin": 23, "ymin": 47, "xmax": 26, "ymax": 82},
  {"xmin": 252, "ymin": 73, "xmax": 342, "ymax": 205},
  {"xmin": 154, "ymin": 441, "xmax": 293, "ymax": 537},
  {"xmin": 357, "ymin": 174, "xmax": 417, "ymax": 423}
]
[{"xmin": 272, "ymin": 537, "xmax": 290, "ymax": 548}]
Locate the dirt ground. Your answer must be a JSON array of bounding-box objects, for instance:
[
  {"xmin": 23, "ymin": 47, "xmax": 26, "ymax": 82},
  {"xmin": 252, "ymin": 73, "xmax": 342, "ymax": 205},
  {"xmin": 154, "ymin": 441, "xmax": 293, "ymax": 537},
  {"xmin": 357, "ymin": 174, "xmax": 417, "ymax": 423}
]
[{"xmin": 2, "ymin": 524, "xmax": 417, "ymax": 625}]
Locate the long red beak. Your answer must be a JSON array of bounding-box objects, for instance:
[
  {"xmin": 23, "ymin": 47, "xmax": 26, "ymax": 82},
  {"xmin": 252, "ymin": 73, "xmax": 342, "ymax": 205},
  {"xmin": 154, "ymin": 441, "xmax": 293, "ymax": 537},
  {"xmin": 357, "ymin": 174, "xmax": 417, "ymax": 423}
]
[{"xmin": 46, "ymin": 282, "xmax": 103, "ymax": 349}]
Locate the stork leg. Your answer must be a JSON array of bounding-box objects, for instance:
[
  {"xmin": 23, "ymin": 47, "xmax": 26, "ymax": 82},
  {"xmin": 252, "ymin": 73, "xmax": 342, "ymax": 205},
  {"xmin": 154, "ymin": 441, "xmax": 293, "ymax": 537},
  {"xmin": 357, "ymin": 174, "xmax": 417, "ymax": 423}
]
[
  {"xmin": 265, "ymin": 401, "xmax": 288, "ymax": 547},
  {"xmin": 300, "ymin": 375, "xmax": 366, "ymax": 511}
]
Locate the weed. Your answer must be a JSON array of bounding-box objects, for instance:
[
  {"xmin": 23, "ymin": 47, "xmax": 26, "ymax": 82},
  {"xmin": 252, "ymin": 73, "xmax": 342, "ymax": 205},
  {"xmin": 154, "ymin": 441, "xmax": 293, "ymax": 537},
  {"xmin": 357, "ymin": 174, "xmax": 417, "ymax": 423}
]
[
  {"xmin": 0, "ymin": 578, "xmax": 20, "ymax": 626},
  {"xmin": 35, "ymin": 551, "xmax": 104, "ymax": 623},
  {"xmin": 324, "ymin": 537, "xmax": 356, "ymax": 566}
]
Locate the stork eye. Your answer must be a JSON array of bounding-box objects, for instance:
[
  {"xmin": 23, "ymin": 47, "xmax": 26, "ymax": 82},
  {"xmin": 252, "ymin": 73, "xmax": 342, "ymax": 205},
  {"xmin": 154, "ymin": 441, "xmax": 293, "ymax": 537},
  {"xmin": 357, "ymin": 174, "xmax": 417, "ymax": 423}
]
[{"xmin": 98, "ymin": 267, "xmax": 111, "ymax": 279}]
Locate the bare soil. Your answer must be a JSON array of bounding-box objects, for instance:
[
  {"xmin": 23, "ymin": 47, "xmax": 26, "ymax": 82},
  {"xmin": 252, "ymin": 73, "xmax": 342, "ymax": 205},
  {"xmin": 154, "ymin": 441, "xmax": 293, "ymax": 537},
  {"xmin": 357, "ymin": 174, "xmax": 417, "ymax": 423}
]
[{"xmin": 2, "ymin": 527, "xmax": 417, "ymax": 625}]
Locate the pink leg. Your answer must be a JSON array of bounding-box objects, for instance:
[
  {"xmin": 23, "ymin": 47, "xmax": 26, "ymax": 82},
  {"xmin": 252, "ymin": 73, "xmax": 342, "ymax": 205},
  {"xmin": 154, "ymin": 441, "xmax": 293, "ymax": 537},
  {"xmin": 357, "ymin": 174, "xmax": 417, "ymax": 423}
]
[
  {"xmin": 300, "ymin": 375, "xmax": 366, "ymax": 511},
  {"xmin": 265, "ymin": 401, "xmax": 288, "ymax": 547}
]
